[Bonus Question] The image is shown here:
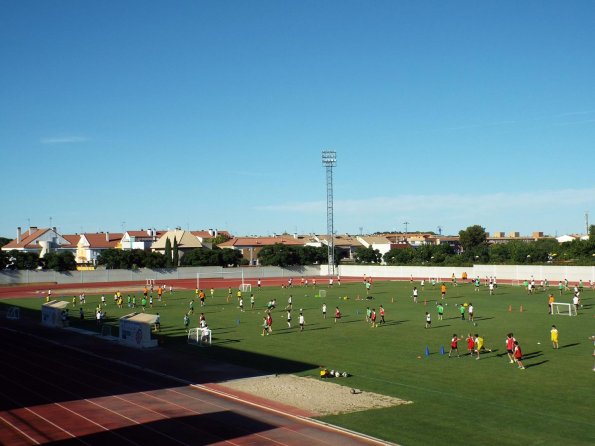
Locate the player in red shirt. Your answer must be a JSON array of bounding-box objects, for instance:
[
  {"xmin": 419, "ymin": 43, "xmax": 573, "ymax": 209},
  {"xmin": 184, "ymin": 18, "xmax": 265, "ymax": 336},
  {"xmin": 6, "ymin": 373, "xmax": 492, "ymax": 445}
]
[
  {"xmin": 334, "ymin": 307, "xmax": 341, "ymax": 323},
  {"xmin": 506, "ymin": 333, "xmax": 516, "ymax": 364},
  {"xmin": 514, "ymin": 341, "xmax": 525, "ymax": 369},
  {"xmin": 370, "ymin": 309, "xmax": 377, "ymax": 328},
  {"xmin": 266, "ymin": 312, "xmax": 273, "ymax": 333},
  {"xmin": 466, "ymin": 334, "xmax": 476, "ymax": 357},
  {"xmin": 449, "ymin": 334, "xmax": 463, "ymax": 358},
  {"xmin": 379, "ymin": 305, "xmax": 385, "ymax": 324}
]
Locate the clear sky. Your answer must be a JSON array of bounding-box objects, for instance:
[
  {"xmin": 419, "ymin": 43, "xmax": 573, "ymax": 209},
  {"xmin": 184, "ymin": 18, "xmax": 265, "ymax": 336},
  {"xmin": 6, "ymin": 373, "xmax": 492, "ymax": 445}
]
[{"xmin": 1, "ymin": 1, "xmax": 594, "ymax": 239}]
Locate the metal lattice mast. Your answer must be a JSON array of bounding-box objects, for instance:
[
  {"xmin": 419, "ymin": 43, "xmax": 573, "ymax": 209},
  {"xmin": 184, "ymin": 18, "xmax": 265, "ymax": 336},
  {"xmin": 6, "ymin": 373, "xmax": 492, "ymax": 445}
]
[{"xmin": 322, "ymin": 150, "xmax": 337, "ymax": 276}]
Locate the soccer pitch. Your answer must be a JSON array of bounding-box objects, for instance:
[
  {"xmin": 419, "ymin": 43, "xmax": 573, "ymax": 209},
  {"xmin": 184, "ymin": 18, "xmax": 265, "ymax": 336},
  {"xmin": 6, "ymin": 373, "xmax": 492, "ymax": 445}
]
[{"xmin": 6, "ymin": 280, "xmax": 595, "ymax": 445}]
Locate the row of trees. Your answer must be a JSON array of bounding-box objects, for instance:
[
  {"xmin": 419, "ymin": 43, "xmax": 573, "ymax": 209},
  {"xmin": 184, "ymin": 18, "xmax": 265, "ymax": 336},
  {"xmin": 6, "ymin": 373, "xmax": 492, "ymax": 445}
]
[
  {"xmin": 97, "ymin": 246, "xmax": 245, "ymax": 269},
  {"xmin": 256, "ymin": 244, "xmax": 329, "ymax": 267},
  {"xmin": 354, "ymin": 225, "xmax": 595, "ymax": 266},
  {"xmin": 0, "ymin": 250, "xmax": 78, "ymax": 271}
]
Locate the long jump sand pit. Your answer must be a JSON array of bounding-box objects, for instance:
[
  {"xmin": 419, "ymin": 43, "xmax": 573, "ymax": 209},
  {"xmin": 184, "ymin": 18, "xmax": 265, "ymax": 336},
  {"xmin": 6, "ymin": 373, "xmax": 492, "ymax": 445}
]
[{"xmin": 219, "ymin": 374, "xmax": 411, "ymax": 416}]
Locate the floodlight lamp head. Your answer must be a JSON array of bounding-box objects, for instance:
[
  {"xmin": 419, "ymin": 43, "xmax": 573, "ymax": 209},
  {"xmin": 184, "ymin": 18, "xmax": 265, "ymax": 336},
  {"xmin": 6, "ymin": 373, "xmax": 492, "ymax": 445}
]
[{"xmin": 322, "ymin": 150, "xmax": 337, "ymax": 167}]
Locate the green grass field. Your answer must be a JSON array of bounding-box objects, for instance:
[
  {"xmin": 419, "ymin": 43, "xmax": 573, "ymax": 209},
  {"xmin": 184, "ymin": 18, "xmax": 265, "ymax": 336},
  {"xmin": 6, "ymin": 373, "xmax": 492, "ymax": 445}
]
[{"xmin": 5, "ymin": 280, "xmax": 595, "ymax": 445}]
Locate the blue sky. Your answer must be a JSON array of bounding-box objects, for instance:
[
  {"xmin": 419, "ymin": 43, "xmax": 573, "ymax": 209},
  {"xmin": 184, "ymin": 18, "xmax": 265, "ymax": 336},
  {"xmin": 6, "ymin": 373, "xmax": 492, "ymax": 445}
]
[{"xmin": 1, "ymin": 1, "xmax": 594, "ymax": 239}]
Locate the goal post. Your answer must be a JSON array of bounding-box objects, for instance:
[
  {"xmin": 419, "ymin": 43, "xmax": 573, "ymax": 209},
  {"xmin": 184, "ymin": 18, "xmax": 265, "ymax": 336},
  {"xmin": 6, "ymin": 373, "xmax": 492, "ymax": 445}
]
[
  {"xmin": 551, "ymin": 302, "xmax": 577, "ymax": 316},
  {"xmin": 187, "ymin": 327, "xmax": 212, "ymax": 346},
  {"xmin": 239, "ymin": 283, "xmax": 252, "ymax": 292},
  {"xmin": 6, "ymin": 307, "xmax": 20, "ymax": 320},
  {"xmin": 101, "ymin": 324, "xmax": 113, "ymax": 337},
  {"xmin": 196, "ymin": 270, "xmax": 246, "ymax": 290}
]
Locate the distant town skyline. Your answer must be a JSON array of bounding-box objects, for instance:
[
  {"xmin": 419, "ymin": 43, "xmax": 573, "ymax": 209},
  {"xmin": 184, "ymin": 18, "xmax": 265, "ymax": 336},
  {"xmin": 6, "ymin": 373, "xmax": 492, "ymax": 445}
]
[
  {"xmin": 1, "ymin": 2, "xmax": 593, "ymax": 239},
  {"xmin": 2, "ymin": 216, "xmax": 591, "ymax": 241}
]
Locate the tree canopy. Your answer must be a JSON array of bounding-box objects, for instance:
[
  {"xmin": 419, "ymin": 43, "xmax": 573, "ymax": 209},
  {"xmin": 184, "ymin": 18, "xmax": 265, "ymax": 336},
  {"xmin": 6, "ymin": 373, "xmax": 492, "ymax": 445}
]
[
  {"xmin": 354, "ymin": 246, "xmax": 382, "ymax": 264},
  {"xmin": 97, "ymin": 249, "xmax": 166, "ymax": 269},
  {"xmin": 180, "ymin": 247, "xmax": 244, "ymax": 267},
  {"xmin": 257, "ymin": 244, "xmax": 328, "ymax": 267}
]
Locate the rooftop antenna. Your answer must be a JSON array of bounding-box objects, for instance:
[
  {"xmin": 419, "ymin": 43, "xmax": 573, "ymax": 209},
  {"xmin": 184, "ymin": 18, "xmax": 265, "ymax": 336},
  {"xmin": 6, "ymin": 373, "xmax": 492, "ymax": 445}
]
[
  {"xmin": 49, "ymin": 216, "xmax": 52, "ymax": 228},
  {"xmin": 403, "ymin": 221, "xmax": 409, "ymax": 234},
  {"xmin": 322, "ymin": 150, "xmax": 337, "ymax": 276},
  {"xmin": 437, "ymin": 225, "xmax": 442, "ymax": 235}
]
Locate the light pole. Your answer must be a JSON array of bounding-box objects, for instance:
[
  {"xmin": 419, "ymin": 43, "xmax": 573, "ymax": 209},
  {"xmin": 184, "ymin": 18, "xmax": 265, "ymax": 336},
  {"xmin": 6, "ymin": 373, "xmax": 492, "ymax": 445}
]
[{"xmin": 322, "ymin": 150, "xmax": 337, "ymax": 276}]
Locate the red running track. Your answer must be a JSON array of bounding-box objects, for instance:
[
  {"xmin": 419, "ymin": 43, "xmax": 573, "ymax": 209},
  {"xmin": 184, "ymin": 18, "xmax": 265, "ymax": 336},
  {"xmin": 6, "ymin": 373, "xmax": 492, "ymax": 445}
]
[{"xmin": 0, "ymin": 327, "xmax": 395, "ymax": 445}]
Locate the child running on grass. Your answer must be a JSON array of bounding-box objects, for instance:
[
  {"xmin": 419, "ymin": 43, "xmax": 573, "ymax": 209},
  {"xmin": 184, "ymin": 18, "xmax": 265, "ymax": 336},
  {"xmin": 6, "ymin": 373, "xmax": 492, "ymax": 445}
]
[
  {"xmin": 506, "ymin": 333, "xmax": 516, "ymax": 364},
  {"xmin": 261, "ymin": 316, "xmax": 269, "ymax": 336},
  {"xmin": 449, "ymin": 334, "xmax": 463, "ymax": 357},
  {"xmin": 466, "ymin": 333, "xmax": 475, "ymax": 357},
  {"xmin": 514, "ymin": 341, "xmax": 525, "ymax": 369}
]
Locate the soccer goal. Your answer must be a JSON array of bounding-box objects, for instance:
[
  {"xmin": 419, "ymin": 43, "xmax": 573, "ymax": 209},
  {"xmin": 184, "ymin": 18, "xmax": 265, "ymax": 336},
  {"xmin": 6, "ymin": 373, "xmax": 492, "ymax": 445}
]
[
  {"xmin": 145, "ymin": 278, "xmax": 156, "ymax": 288},
  {"xmin": 317, "ymin": 289, "xmax": 327, "ymax": 298},
  {"xmin": 551, "ymin": 302, "xmax": 577, "ymax": 316},
  {"xmin": 239, "ymin": 283, "xmax": 252, "ymax": 292},
  {"xmin": 6, "ymin": 307, "xmax": 20, "ymax": 320},
  {"xmin": 101, "ymin": 324, "xmax": 114, "ymax": 337},
  {"xmin": 196, "ymin": 270, "xmax": 246, "ymax": 290},
  {"xmin": 187, "ymin": 328, "xmax": 212, "ymax": 346}
]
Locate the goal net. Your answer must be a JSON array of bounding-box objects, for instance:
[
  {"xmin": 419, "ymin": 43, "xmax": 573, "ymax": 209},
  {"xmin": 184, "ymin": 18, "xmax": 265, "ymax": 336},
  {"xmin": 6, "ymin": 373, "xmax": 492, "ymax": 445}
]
[
  {"xmin": 6, "ymin": 307, "xmax": 20, "ymax": 320},
  {"xmin": 101, "ymin": 325, "xmax": 114, "ymax": 337},
  {"xmin": 239, "ymin": 283, "xmax": 252, "ymax": 292},
  {"xmin": 188, "ymin": 328, "xmax": 212, "ymax": 346},
  {"xmin": 317, "ymin": 289, "xmax": 327, "ymax": 298},
  {"xmin": 196, "ymin": 270, "xmax": 246, "ymax": 290},
  {"xmin": 551, "ymin": 302, "xmax": 577, "ymax": 316},
  {"xmin": 145, "ymin": 278, "xmax": 155, "ymax": 287}
]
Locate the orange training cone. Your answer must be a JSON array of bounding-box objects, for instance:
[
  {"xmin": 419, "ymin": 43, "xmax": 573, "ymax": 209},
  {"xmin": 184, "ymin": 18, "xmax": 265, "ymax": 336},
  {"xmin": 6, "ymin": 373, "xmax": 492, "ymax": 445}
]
[
  {"xmin": 424, "ymin": 299, "xmax": 427, "ymax": 306},
  {"xmin": 508, "ymin": 304, "xmax": 512, "ymax": 312},
  {"xmin": 520, "ymin": 305, "xmax": 524, "ymax": 312}
]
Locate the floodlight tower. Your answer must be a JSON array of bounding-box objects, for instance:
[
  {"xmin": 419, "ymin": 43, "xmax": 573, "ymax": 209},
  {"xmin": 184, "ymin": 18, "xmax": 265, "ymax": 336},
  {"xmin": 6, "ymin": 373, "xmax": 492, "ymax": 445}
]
[{"xmin": 322, "ymin": 150, "xmax": 337, "ymax": 276}]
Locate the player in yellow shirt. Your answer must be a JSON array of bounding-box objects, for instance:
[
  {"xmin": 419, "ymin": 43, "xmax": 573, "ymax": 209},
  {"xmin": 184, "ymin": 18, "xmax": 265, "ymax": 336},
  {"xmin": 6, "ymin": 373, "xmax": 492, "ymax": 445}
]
[
  {"xmin": 550, "ymin": 325, "xmax": 559, "ymax": 349},
  {"xmin": 548, "ymin": 294, "xmax": 555, "ymax": 314}
]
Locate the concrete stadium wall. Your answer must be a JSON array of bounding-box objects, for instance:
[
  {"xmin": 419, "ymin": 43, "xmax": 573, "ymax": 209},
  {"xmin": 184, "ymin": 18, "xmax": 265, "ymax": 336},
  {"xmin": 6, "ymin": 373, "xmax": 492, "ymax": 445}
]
[
  {"xmin": 0, "ymin": 265, "xmax": 324, "ymax": 286},
  {"xmin": 0, "ymin": 264, "xmax": 593, "ymax": 286},
  {"xmin": 336, "ymin": 264, "xmax": 595, "ymax": 283}
]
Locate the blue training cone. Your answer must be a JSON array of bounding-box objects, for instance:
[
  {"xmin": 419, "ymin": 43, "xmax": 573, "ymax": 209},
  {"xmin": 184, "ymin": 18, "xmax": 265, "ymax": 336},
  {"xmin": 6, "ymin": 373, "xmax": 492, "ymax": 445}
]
[
  {"xmin": 236, "ymin": 319, "xmax": 241, "ymax": 325},
  {"xmin": 425, "ymin": 345, "xmax": 430, "ymax": 356},
  {"xmin": 440, "ymin": 346, "xmax": 445, "ymax": 355}
]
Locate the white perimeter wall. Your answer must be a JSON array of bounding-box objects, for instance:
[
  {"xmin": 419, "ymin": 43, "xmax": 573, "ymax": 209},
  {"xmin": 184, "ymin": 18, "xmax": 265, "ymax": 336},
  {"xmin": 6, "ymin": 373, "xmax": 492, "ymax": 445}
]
[
  {"xmin": 0, "ymin": 264, "xmax": 593, "ymax": 285},
  {"xmin": 336, "ymin": 264, "xmax": 595, "ymax": 283}
]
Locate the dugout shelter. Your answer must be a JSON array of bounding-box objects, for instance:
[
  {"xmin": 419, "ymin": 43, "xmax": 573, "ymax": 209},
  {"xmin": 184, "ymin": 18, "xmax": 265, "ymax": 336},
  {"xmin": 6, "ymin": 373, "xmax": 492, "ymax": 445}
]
[
  {"xmin": 41, "ymin": 300, "xmax": 70, "ymax": 328},
  {"xmin": 119, "ymin": 313, "xmax": 159, "ymax": 348}
]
